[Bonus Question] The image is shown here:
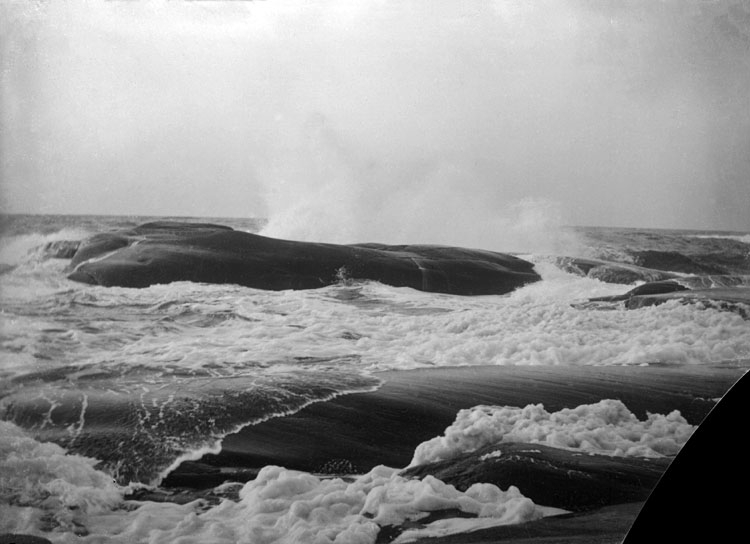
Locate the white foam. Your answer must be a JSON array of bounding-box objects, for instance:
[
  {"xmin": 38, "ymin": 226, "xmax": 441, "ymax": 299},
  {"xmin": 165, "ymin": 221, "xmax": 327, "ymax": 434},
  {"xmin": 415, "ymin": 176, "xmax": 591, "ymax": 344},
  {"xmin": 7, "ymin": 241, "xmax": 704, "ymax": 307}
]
[
  {"xmin": 0, "ymin": 396, "xmax": 699, "ymax": 542},
  {"xmin": 0, "ymin": 421, "xmax": 124, "ymax": 535},
  {"xmin": 33, "ymin": 273, "xmax": 746, "ymax": 380},
  {"xmin": 409, "ymin": 399, "xmax": 696, "ymax": 467},
  {"xmin": 3, "ymin": 245, "xmax": 748, "ymax": 382},
  {"xmin": 82, "ymin": 465, "xmax": 546, "ymax": 544},
  {"xmin": 0, "ymin": 420, "xmax": 557, "ymax": 543},
  {"xmin": 479, "ymin": 450, "xmax": 504, "ymax": 462}
]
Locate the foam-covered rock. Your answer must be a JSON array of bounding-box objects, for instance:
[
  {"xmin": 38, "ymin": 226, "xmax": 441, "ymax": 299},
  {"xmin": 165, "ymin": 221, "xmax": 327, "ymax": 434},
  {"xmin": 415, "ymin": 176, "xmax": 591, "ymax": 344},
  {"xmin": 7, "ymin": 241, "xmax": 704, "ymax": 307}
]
[{"xmin": 409, "ymin": 399, "xmax": 694, "ymax": 467}]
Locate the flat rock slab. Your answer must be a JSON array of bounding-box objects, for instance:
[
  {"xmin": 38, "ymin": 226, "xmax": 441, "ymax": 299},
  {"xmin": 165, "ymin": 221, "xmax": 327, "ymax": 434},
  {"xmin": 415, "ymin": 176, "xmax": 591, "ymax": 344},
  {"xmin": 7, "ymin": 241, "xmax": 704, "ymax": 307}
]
[{"xmin": 66, "ymin": 222, "xmax": 540, "ymax": 295}]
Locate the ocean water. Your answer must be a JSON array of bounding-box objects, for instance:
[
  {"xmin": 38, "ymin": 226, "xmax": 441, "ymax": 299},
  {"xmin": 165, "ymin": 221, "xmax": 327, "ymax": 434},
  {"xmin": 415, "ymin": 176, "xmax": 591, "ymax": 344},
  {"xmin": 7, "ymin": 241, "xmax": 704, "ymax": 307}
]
[{"xmin": 1, "ymin": 214, "xmax": 749, "ymax": 543}]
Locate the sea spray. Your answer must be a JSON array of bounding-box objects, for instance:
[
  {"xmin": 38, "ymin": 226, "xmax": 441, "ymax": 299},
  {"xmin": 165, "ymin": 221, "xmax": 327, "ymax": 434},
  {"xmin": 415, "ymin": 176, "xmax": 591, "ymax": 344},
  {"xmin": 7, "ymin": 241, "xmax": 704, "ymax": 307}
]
[
  {"xmin": 261, "ymin": 178, "xmax": 584, "ymax": 256},
  {"xmin": 0, "ymin": 229, "xmax": 92, "ymax": 269}
]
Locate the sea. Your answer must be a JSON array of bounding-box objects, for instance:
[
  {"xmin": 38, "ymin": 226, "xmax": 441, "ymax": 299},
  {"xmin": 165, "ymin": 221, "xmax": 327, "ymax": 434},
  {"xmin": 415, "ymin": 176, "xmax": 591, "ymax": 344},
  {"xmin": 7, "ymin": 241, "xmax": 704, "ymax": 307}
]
[{"xmin": 1, "ymin": 213, "xmax": 749, "ymax": 543}]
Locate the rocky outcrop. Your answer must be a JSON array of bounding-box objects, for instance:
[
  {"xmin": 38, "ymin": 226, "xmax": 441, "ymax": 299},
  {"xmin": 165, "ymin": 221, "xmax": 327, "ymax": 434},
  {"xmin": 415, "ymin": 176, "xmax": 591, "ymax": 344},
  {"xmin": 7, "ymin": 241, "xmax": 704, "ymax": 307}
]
[
  {"xmin": 625, "ymin": 287, "xmax": 750, "ymax": 318},
  {"xmin": 66, "ymin": 222, "xmax": 541, "ymax": 296},
  {"xmin": 579, "ymin": 276, "xmax": 750, "ymax": 318},
  {"xmin": 630, "ymin": 250, "xmax": 732, "ymax": 275},
  {"xmin": 554, "ymin": 256, "xmax": 679, "ymax": 284}
]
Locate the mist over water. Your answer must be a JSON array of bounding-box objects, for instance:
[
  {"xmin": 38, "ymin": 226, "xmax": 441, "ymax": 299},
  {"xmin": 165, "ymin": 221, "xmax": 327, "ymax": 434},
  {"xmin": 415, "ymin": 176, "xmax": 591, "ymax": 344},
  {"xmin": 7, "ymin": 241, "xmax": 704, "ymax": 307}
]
[{"xmin": 2, "ymin": 0, "xmax": 748, "ymax": 251}]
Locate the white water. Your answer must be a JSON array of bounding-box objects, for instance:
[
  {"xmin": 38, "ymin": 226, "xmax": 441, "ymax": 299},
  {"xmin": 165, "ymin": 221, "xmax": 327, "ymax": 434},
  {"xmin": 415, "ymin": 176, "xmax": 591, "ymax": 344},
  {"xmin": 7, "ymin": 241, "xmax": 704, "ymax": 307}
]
[{"xmin": 3, "ymin": 254, "xmax": 747, "ymax": 381}]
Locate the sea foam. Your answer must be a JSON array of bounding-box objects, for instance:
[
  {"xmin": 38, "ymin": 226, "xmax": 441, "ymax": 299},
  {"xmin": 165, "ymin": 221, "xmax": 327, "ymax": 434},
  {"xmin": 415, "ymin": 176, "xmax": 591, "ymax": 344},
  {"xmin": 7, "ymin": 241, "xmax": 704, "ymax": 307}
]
[
  {"xmin": 53, "ymin": 274, "xmax": 747, "ymax": 375},
  {"xmin": 0, "ymin": 421, "xmax": 552, "ymax": 543},
  {"xmin": 409, "ymin": 399, "xmax": 696, "ymax": 467},
  {"xmin": 81, "ymin": 465, "xmax": 547, "ymax": 544},
  {"xmin": 1, "ymin": 398, "xmax": 690, "ymax": 542},
  {"xmin": 0, "ymin": 421, "xmax": 124, "ymax": 535}
]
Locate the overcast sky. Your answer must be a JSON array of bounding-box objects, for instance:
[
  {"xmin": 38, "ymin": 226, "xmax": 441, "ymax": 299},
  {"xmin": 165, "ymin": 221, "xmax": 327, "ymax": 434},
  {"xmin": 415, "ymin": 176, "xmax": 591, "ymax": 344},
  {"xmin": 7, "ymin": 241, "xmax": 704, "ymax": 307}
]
[{"xmin": 1, "ymin": 0, "xmax": 748, "ymax": 247}]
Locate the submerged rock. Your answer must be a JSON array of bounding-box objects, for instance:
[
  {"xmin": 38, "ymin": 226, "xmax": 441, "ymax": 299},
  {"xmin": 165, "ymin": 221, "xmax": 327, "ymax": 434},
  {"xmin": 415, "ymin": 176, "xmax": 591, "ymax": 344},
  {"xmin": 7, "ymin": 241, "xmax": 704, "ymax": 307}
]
[{"xmin": 66, "ymin": 222, "xmax": 541, "ymax": 295}]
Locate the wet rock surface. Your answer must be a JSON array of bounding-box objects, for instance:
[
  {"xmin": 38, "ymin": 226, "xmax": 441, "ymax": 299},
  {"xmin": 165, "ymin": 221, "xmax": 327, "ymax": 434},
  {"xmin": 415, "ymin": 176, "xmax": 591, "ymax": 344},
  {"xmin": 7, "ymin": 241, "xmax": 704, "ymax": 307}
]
[{"xmin": 67, "ymin": 222, "xmax": 541, "ymax": 295}]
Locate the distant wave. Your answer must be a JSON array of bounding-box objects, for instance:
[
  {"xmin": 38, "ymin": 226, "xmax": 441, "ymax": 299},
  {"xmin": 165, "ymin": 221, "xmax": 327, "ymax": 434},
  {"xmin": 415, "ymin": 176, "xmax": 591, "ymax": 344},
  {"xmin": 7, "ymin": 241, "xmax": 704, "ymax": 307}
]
[{"xmin": 689, "ymin": 234, "xmax": 750, "ymax": 244}]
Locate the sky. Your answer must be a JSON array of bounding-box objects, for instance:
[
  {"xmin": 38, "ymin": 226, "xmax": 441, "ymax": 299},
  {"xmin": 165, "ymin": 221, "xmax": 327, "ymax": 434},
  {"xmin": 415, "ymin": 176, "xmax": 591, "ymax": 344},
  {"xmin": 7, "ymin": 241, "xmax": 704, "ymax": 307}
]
[{"xmin": 1, "ymin": 0, "xmax": 749, "ymax": 248}]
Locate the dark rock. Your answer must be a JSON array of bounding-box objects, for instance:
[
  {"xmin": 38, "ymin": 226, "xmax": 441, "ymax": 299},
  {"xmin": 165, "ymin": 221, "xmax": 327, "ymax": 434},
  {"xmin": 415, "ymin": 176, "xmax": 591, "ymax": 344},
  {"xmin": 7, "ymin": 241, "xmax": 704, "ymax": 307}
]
[
  {"xmin": 586, "ymin": 280, "xmax": 689, "ymax": 303},
  {"xmin": 0, "ymin": 536, "xmax": 53, "ymax": 544},
  {"xmin": 315, "ymin": 458, "xmax": 360, "ymax": 475},
  {"xmin": 626, "ymin": 287, "xmax": 750, "ymax": 318},
  {"xmin": 160, "ymin": 461, "xmax": 260, "ymax": 489},
  {"xmin": 671, "ymin": 274, "xmax": 750, "ymax": 290},
  {"xmin": 125, "ymin": 482, "xmax": 245, "ymax": 506},
  {"xmin": 555, "ymin": 256, "xmax": 678, "ymax": 284},
  {"xmin": 582, "ymin": 277, "xmax": 750, "ymax": 318},
  {"xmin": 401, "ymin": 442, "xmax": 670, "ymax": 513},
  {"xmin": 630, "ymin": 250, "xmax": 728, "ymax": 275},
  {"xmin": 67, "ymin": 222, "xmax": 541, "ymax": 296},
  {"xmin": 68, "ymin": 233, "xmax": 130, "ymax": 267}
]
